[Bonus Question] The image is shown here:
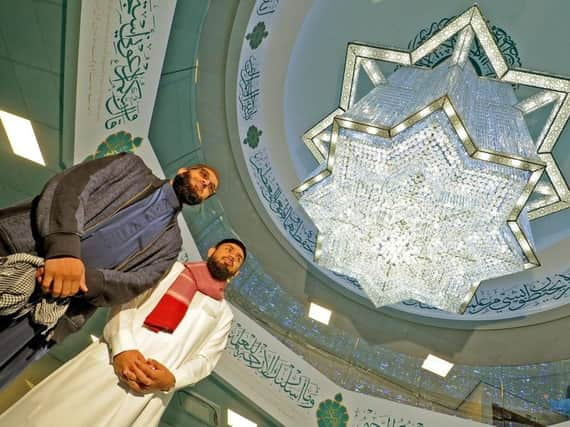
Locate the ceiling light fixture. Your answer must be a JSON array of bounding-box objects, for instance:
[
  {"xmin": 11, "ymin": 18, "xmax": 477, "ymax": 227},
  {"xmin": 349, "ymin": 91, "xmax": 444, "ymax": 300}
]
[
  {"xmin": 422, "ymin": 354, "xmax": 454, "ymax": 377},
  {"xmin": 227, "ymin": 409, "xmax": 257, "ymax": 427},
  {"xmin": 308, "ymin": 302, "xmax": 332, "ymax": 325},
  {"xmin": 0, "ymin": 110, "xmax": 45, "ymax": 166},
  {"xmin": 294, "ymin": 6, "xmax": 570, "ymax": 312}
]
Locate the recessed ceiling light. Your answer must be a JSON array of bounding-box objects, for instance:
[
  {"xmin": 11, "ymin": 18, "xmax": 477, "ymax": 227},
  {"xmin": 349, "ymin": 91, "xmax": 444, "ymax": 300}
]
[
  {"xmin": 0, "ymin": 110, "xmax": 45, "ymax": 166},
  {"xmin": 308, "ymin": 302, "xmax": 332, "ymax": 325},
  {"xmin": 422, "ymin": 354, "xmax": 454, "ymax": 377},
  {"xmin": 227, "ymin": 409, "xmax": 257, "ymax": 427}
]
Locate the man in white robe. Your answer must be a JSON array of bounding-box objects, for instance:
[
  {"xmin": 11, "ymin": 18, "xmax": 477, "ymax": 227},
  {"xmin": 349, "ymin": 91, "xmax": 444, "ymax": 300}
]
[{"xmin": 0, "ymin": 239, "xmax": 246, "ymax": 427}]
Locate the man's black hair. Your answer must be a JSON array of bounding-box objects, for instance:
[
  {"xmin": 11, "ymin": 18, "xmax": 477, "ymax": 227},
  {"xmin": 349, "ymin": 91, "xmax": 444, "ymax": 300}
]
[{"xmin": 215, "ymin": 238, "xmax": 247, "ymax": 260}]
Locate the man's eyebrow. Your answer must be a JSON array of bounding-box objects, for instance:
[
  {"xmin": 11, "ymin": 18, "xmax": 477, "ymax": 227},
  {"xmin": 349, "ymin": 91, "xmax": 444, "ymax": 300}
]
[
  {"xmin": 233, "ymin": 248, "xmax": 244, "ymax": 259},
  {"xmin": 205, "ymin": 169, "xmax": 218, "ymax": 186}
]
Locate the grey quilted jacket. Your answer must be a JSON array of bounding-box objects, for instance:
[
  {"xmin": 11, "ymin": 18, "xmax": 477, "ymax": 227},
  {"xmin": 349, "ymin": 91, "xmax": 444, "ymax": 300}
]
[{"xmin": 0, "ymin": 153, "xmax": 182, "ymax": 341}]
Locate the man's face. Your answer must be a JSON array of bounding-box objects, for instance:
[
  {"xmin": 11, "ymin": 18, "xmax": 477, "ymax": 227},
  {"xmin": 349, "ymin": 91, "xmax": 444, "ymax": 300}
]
[
  {"xmin": 173, "ymin": 166, "xmax": 219, "ymax": 205},
  {"xmin": 206, "ymin": 243, "xmax": 245, "ymax": 281}
]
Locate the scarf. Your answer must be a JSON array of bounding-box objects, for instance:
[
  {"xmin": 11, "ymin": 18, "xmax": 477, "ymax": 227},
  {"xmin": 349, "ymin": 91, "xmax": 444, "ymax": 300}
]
[
  {"xmin": 0, "ymin": 253, "xmax": 69, "ymax": 330},
  {"xmin": 143, "ymin": 262, "xmax": 226, "ymax": 333}
]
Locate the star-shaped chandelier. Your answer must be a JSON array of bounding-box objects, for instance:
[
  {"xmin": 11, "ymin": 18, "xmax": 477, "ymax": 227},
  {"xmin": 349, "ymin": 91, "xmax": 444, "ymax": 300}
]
[{"xmin": 294, "ymin": 6, "xmax": 570, "ymax": 312}]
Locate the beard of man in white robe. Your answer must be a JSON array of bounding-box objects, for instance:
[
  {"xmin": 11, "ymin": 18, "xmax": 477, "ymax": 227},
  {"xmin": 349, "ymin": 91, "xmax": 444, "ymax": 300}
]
[{"xmin": 0, "ymin": 259, "xmax": 236, "ymax": 427}]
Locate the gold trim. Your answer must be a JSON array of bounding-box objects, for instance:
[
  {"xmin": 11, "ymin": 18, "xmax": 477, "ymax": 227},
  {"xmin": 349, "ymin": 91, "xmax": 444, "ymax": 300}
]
[
  {"xmin": 293, "ymin": 120, "xmax": 342, "ymax": 197},
  {"xmin": 410, "ymin": 7, "xmax": 475, "ymax": 64},
  {"xmin": 335, "ymin": 117, "xmax": 390, "ymax": 138},
  {"xmin": 458, "ymin": 281, "xmax": 480, "ymax": 314},
  {"xmin": 349, "ymin": 56, "xmax": 363, "ymax": 108},
  {"xmin": 451, "ymin": 26, "xmax": 475, "ymax": 67},
  {"xmin": 541, "ymin": 153, "xmax": 569, "ymax": 199},
  {"xmin": 510, "ymin": 169, "xmax": 545, "ymax": 220},
  {"xmin": 349, "ymin": 43, "xmax": 412, "ymax": 66},
  {"xmin": 529, "ymin": 200, "xmax": 570, "ymax": 220},
  {"xmin": 361, "ymin": 58, "xmax": 387, "ymax": 85},
  {"xmin": 391, "ymin": 97, "xmax": 445, "ymax": 137},
  {"xmin": 302, "ymin": 108, "xmax": 345, "ymax": 162},
  {"xmin": 514, "ymin": 90, "xmax": 561, "ymax": 115},
  {"xmin": 469, "ymin": 6, "xmax": 508, "ymax": 78},
  {"xmin": 314, "ymin": 232, "xmax": 324, "ymax": 262},
  {"xmin": 537, "ymin": 95, "xmax": 570, "ymax": 153},
  {"xmin": 472, "ymin": 149, "xmax": 544, "ymax": 172},
  {"xmin": 292, "ymin": 170, "xmax": 331, "ymax": 198},
  {"xmin": 339, "ymin": 45, "xmax": 358, "ymax": 110},
  {"xmin": 502, "ymin": 70, "xmax": 570, "ymax": 92}
]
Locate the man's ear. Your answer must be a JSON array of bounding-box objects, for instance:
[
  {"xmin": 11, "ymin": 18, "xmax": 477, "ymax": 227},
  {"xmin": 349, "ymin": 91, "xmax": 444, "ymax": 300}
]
[{"xmin": 207, "ymin": 247, "xmax": 215, "ymax": 258}]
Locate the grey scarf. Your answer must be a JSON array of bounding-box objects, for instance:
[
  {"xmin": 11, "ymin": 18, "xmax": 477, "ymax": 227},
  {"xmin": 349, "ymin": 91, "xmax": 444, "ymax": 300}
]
[{"xmin": 0, "ymin": 253, "xmax": 69, "ymax": 330}]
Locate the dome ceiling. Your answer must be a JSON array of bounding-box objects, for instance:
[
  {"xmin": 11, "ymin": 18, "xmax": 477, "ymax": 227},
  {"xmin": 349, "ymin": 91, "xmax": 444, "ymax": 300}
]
[
  {"xmin": 233, "ymin": 0, "xmax": 570, "ymax": 322},
  {"xmin": 190, "ymin": 0, "xmax": 570, "ymax": 368}
]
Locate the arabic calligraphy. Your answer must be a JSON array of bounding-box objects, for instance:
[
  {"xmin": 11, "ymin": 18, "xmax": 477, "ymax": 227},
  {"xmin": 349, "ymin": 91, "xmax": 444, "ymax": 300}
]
[
  {"xmin": 402, "ymin": 271, "xmax": 570, "ymax": 315},
  {"xmin": 228, "ymin": 321, "xmax": 320, "ymax": 408},
  {"xmin": 239, "ymin": 56, "xmax": 260, "ymax": 121},
  {"xmin": 407, "ymin": 16, "xmax": 522, "ymax": 77},
  {"xmin": 105, "ymin": 0, "xmax": 156, "ymax": 129},
  {"xmin": 360, "ymin": 420, "xmax": 424, "ymax": 427},
  {"xmin": 256, "ymin": 0, "xmax": 279, "ymax": 16},
  {"xmin": 491, "ymin": 26, "xmax": 521, "ymax": 69},
  {"xmin": 249, "ymin": 149, "xmax": 317, "ymax": 253},
  {"xmin": 333, "ymin": 271, "xmax": 363, "ymax": 291},
  {"xmin": 354, "ymin": 409, "xmax": 425, "ymax": 427},
  {"xmin": 467, "ymin": 273, "xmax": 570, "ymax": 314}
]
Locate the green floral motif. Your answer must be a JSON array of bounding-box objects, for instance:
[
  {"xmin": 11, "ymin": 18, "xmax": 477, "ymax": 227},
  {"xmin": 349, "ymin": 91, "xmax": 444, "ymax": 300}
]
[
  {"xmin": 84, "ymin": 131, "xmax": 143, "ymax": 161},
  {"xmin": 246, "ymin": 22, "xmax": 268, "ymax": 49},
  {"xmin": 243, "ymin": 125, "xmax": 263, "ymax": 149},
  {"xmin": 316, "ymin": 393, "xmax": 349, "ymax": 427}
]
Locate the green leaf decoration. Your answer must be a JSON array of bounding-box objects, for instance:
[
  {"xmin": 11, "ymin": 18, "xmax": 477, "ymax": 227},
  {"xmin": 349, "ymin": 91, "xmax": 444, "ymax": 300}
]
[
  {"xmin": 84, "ymin": 131, "xmax": 143, "ymax": 161},
  {"xmin": 246, "ymin": 22, "xmax": 269, "ymax": 49},
  {"xmin": 243, "ymin": 125, "xmax": 263, "ymax": 149},
  {"xmin": 316, "ymin": 393, "xmax": 349, "ymax": 427}
]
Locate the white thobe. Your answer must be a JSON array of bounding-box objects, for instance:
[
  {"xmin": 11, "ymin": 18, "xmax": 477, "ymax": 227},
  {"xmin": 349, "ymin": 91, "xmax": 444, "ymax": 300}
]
[{"xmin": 0, "ymin": 262, "xmax": 234, "ymax": 427}]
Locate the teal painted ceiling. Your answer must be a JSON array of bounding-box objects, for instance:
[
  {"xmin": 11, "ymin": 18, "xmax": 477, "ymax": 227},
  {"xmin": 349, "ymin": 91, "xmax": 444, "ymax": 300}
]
[{"xmin": 2, "ymin": 1, "xmax": 570, "ymax": 425}]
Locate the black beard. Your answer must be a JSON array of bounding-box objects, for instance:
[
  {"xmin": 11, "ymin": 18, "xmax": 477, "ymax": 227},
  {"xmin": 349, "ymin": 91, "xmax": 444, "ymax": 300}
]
[
  {"xmin": 172, "ymin": 172, "xmax": 201, "ymax": 205},
  {"xmin": 207, "ymin": 257, "xmax": 233, "ymax": 281}
]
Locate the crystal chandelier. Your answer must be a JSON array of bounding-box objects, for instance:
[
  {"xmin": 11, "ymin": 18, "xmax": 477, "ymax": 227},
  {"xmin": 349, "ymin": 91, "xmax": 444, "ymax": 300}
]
[{"xmin": 292, "ymin": 6, "xmax": 570, "ymax": 313}]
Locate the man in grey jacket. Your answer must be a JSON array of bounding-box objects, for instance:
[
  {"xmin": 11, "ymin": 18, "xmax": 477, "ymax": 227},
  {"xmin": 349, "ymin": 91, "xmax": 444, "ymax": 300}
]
[{"xmin": 0, "ymin": 152, "xmax": 219, "ymax": 388}]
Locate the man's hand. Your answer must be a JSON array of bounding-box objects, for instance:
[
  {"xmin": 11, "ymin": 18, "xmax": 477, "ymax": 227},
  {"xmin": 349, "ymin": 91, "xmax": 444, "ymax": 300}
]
[
  {"xmin": 113, "ymin": 352, "xmax": 175, "ymax": 394},
  {"xmin": 40, "ymin": 257, "xmax": 88, "ymax": 298},
  {"xmin": 133, "ymin": 358, "xmax": 176, "ymax": 393},
  {"xmin": 113, "ymin": 350, "xmax": 154, "ymax": 393}
]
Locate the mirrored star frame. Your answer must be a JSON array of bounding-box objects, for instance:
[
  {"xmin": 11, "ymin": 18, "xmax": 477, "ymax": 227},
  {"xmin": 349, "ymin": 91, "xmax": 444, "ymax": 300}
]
[{"xmin": 293, "ymin": 5, "xmax": 570, "ymax": 311}]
